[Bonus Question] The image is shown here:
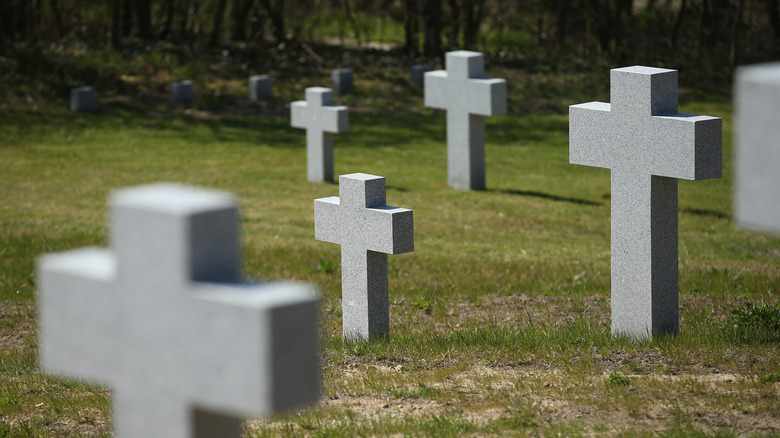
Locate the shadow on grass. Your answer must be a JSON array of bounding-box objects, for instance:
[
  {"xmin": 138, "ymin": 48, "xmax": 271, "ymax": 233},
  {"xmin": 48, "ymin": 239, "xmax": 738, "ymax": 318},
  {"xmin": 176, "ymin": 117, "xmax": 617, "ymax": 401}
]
[
  {"xmin": 492, "ymin": 188, "xmax": 602, "ymax": 206},
  {"xmin": 680, "ymin": 206, "xmax": 728, "ymax": 220}
]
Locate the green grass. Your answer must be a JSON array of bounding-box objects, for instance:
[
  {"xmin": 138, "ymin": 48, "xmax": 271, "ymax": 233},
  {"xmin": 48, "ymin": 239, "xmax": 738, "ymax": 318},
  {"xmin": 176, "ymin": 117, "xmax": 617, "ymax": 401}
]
[{"xmin": 1, "ymin": 63, "xmax": 779, "ymax": 436}]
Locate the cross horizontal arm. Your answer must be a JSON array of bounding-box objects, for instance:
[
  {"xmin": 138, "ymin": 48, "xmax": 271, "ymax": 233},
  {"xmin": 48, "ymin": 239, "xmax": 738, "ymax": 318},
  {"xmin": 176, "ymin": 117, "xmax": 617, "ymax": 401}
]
[
  {"xmin": 649, "ymin": 114, "xmax": 721, "ymax": 180},
  {"xmin": 319, "ymin": 106, "xmax": 349, "ymax": 133},
  {"xmin": 290, "ymin": 101, "xmax": 310, "ymax": 129},
  {"xmin": 291, "ymin": 102, "xmax": 348, "ymax": 133},
  {"xmin": 38, "ymin": 248, "xmax": 119, "ymax": 383},
  {"xmin": 570, "ymin": 103, "xmax": 721, "ymax": 180},
  {"xmin": 362, "ymin": 207, "xmax": 414, "ymax": 255},
  {"xmin": 569, "ymin": 102, "xmax": 613, "ymax": 169},
  {"xmin": 186, "ymin": 282, "xmax": 319, "ymax": 415},
  {"xmin": 314, "ymin": 197, "xmax": 341, "ymax": 244},
  {"xmin": 424, "ymin": 71, "xmax": 450, "ymax": 110},
  {"xmin": 467, "ymin": 78, "xmax": 507, "ymax": 116}
]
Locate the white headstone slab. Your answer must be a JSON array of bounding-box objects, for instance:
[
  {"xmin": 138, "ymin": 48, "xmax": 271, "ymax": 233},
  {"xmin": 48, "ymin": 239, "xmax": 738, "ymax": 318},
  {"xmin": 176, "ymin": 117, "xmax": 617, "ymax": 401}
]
[
  {"xmin": 570, "ymin": 66, "xmax": 722, "ymax": 340},
  {"xmin": 735, "ymin": 62, "xmax": 780, "ymax": 235},
  {"xmin": 314, "ymin": 173, "xmax": 414, "ymax": 340},
  {"xmin": 424, "ymin": 50, "xmax": 507, "ymax": 190},
  {"xmin": 249, "ymin": 75, "xmax": 272, "ymax": 101},
  {"xmin": 71, "ymin": 87, "xmax": 96, "ymax": 112},
  {"xmin": 38, "ymin": 183, "xmax": 319, "ymax": 438},
  {"xmin": 411, "ymin": 64, "xmax": 432, "ymax": 88},
  {"xmin": 171, "ymin": 80, "xmax": 194, "ymax": 103},
  {"xmin": 331, "ymin": 68, "xmax": 354, "ymax": 94},
  {"xmin": 291, "ymin": 87, "xmax": 349, "ymax": 183}
]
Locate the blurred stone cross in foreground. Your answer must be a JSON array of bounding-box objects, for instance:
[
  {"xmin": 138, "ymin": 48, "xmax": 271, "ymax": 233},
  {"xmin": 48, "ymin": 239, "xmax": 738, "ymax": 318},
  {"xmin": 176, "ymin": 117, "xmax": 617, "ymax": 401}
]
[
  {"xmin": 425, "ymin": 50, "xmax": 507, "ymax": 191},
  {"xmin": 569, "ymin": 66, "xmax": 722, "ymax": 340},
  {"xmin": 735, "ymin": 62, "xmax": 780, "ymax": 235},
  {"xmin": 38, "ymin": 183, "xmax": 320, "ymax": 438},
  {"xmin": 314, "ymin": 173, "xmax": 414, "ymax": 340},
  {"xmin": 291, "ymin": 87, "xmax": 349, "ymax": 183}
]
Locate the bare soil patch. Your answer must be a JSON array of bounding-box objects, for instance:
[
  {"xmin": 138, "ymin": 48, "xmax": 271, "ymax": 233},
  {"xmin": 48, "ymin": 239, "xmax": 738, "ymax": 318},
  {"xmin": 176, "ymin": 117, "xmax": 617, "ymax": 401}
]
[{"xmin": 0, "ymin": 301, "xmax": 35, "ymax": 352}]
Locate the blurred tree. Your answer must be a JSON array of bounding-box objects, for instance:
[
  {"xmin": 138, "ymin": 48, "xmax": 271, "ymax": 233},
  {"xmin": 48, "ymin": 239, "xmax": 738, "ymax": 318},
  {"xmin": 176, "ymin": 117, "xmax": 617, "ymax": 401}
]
[{"xmin": 424, "ymin": 0, "xmax": 444, "ymax": 56}]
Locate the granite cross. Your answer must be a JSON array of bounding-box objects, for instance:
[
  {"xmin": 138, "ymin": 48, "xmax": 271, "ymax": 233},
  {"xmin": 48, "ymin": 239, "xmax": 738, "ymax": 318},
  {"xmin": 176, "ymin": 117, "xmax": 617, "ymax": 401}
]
[
  {"xmin": 569, "ymin": 66, "xmax": 722, "ymax": 340},
  {"xmin": 291, "ymin": 87, "xmax": 349, "ymax": 183},
  {"xmin": 425, "ymin": 50, "xmax": 507, "ymax": 190},
  {"xmin": 249, "ymin": 74, "xmax": 272, "ymax": 101},
  {"xmin": 171, "ymin": 80, "xmax": 193, "ymax": 103},
  {"xmin": 71, "ymin": 86, "xmax": 96, "ymax": 112},
  {"xmin": 331, "ymin": 68, "xmax": 354, "ymax": 94},
  {"xmin": 735, "ymin": 62, "xmax": 780, "ymax": 235},
  {"xmin": 38, "ymin": 183, "xmax": 319, "ymax": 438},
  {"xmin": 314, "ymin": 173, "xmax": 414, "ymax": 340}
]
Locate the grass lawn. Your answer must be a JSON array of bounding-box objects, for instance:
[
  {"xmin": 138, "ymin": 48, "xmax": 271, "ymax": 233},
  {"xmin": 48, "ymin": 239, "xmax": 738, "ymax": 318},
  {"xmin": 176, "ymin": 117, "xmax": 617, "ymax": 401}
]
[{"xmin": 0, "ymin": 64, "xmax": 779, "ymax": 437}]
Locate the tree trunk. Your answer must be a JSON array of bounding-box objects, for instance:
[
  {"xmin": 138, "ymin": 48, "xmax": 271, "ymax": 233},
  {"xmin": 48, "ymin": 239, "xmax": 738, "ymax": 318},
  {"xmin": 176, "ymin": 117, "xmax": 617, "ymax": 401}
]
[
  {"xmin": 135, "ymin": 0, "xmax": 152, "ymax": 39},
  {"xmin": 49, "ymin": 0, "xmax": 64, "ymax": 37},
  {"xmin": 462, "ymin": 0, "xmax": 485, "ymax": 50},
  {"xmin": 111, "ymin": 0, "xmax": 122, "ymax": 48},
  {"xmin": 159, "ymin": 0, "xmax": 175, "ymax": 40},
  {"xmin": 404, "ymin": 0, "xmax": 419, "ymax": 54},
  {"xmin": 767, "ymin": 0, "xmax": 780, "ymax": 38},
  {"xmin": 552, "ymin": 0, "xmax": 571, "ymax": 47},
  {"xmin": 258, "ymin": 0, "xmax": 286, "ymax": 43},
  {"xmin": 210, "ymin": 0, "xmax": 227, "ymax": 45},
  {"xmin": 423, "ymin": 0, "xmax": 443, "ymax": 56},
  {"xmin": 671, "ymin": 0, "xmax": 687, "ymax": 49},
  {"xmin": 343, "ymin": 0, "xmax": 363, "ymax": 47},
  {"xmin": 230, "ymin": 0, "xmax": 254, "ymax": 41},
  {"xmin": 123, "ymin": 0, "xmax": 134, "ymax": 37},
  {"xmin": 447, "ymin": 0, "xmax": 460, "ymax": 49},
  {"xmin": 731, "ymin": 0, "xmax": 745, "ymax": 69}
]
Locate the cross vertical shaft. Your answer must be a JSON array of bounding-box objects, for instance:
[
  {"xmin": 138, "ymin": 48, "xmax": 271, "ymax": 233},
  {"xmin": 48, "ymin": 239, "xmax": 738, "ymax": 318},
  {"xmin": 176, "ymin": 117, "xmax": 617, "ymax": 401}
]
[
  {"xmin": 307, "ymin": 129, "xmax": 334, "ymax": 183},
  {"xmin": 341, "ymin": 247, "xmax": 389, "ymax": 340},
  {"xmin": 447, "ymin": 111, "xmax": 486, "ymax": 191},
  {"xmin": 610, "ymin": 170, "xmax": 679, "ymax": 337}
]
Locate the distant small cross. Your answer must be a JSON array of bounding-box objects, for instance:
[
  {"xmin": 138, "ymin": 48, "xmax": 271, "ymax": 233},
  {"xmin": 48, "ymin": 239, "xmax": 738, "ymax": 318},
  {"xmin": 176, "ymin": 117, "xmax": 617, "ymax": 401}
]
[
  {"xmin": 425, "ymin": 50, "xmax": 507, "ymax": 190},
  {"xmin": 314, "ymin": 173, "xmax": 414, "ymax": 340},
  {"xmin": 569, "ymin": 66, "xmax": 721, "ymax": 339},
  {"xmin": 38, "ymin": 184, "xmax": 319, "ymax": 438},
  {"xmin": 291, "ymin": 87, "xmax": 349, "ymax": 183}
]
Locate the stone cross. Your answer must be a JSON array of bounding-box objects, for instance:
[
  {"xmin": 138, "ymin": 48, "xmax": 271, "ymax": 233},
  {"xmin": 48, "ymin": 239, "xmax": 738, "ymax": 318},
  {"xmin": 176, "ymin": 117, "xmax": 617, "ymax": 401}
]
[
  {"xmin": 411, "ymin": 64, "xmax": 432, "ymax": 88},
  {"xmin": 735, "ymin": 62, "xmax": 780, "ymax": 235},
  {"xmin": 249, "ymin": 75, "xmax": 272, "ymax": 101},
  {"xmin": 291, "ymin": 87, "xmax": 349, "ymax": 183},
  {"xmin": 570, "ymin": 66, "xmax": 722, "ymax": 340},
  {"xmin": 38, "ymin": 183, "xmax": 319, "ymax": 438},
  {"xmin": 331, "ymin": 68, "xmax": 354, "ymax": 94},
  {"xmin": 425, "ymin": 50, "xmax": 507, "ymax": 190},
  {"xmin": 314, "ymin": 173, "xmax": 414, "ymax": 340},
  {"xmin": 171, "ymin": 80, "xmax": 193, "ymax": 103},
  {"xmin": 71, "ymin": 86, "xmax": 96, "ymax": 112}
]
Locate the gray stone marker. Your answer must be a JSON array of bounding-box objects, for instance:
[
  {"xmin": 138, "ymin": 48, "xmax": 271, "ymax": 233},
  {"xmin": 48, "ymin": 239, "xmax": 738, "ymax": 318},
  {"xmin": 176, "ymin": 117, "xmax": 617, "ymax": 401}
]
[
  {"xmin": 249, "ymin": 74, "xmax": 272, "ymax": 101},
  {"xmin": 71, "ymin": 86, "xmax": 96, "ymax": 112},
  {"xmin": 171, "ymin": 80, "xmax": 194, "ymax": 103},
  {"xmin": 569, "ymin": 66, "xmax": 722, "ymax": 340},
  {"xmin": 425, "ymin": 50, "xmax": 507, "ymax": 191},
  {"xmin": 411, "ymin": 64, "xmax": 432, "ymax": 88},
  {"xmin": 331, "ymin": 68, "xmax": 354, "ymax": 94},
  {"xmin": 735, "ymin": 62, "xmax": 780, "ymax": 235},
  {"xmin": 38, "ymin": 183, "xmax": 319, "ymax": 438},
  {"xmin": 291, "ymin": 87, "xmax": 349, "ymax": 183},
  {"xmin": 314, "ymin": 173, "xmax": 414, "ymax": 340}
]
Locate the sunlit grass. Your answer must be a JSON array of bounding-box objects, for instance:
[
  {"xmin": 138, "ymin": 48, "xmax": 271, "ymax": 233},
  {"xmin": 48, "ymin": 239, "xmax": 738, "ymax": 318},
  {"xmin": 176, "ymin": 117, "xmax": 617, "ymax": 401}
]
[{"xmin": 0, "ymin": 71, "xmax": 778, "ymax": 435}]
